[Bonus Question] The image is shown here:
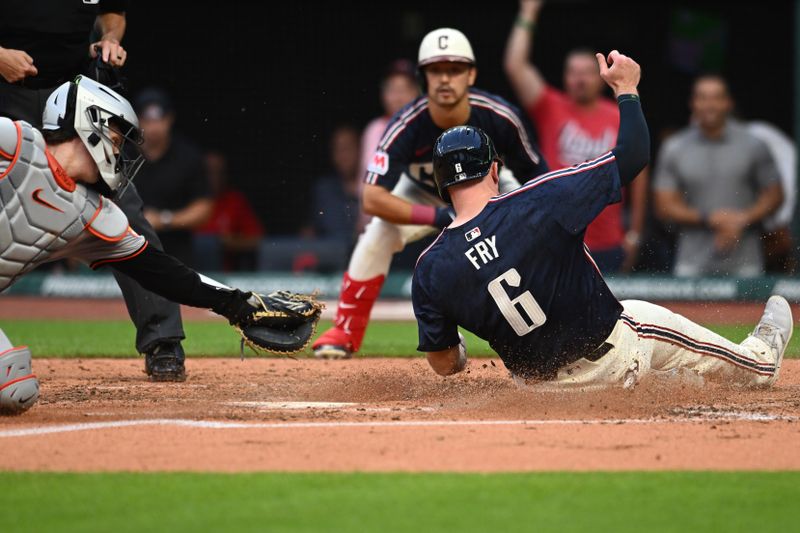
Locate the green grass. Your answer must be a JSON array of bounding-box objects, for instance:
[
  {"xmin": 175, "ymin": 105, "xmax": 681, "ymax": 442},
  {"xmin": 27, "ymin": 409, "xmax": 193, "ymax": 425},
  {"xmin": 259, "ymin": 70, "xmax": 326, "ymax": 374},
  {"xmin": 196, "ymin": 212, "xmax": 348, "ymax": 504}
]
[
  {"xmin": 5, "ymin": 471, "xmax": 799, "ymax": 533},
  {"xmin": 0, "ymin": 319, "xmax": 796, "ymax": 358}
]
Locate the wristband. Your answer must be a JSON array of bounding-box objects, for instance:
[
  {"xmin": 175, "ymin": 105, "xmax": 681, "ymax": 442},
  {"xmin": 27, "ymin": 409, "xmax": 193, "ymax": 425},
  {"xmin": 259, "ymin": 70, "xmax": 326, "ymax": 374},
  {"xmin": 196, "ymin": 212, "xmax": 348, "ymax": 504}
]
[
  {"xmin": 617, "ymin": 94, "xmax": 640, "ymax": 104},
  {"xmin": 410, "ymin": 204, "xmax": 436, "ymax": 226},
  {"xmin": 515, "ymin": 17, "xmax": 535, "ymax": 30}
]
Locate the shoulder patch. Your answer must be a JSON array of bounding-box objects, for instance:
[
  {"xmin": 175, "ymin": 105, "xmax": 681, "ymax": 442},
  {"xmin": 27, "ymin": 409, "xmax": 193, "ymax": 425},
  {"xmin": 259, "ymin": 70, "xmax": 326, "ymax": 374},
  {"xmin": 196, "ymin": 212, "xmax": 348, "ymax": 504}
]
[{"xmin": 367, "ymin": 150, "xmax": 390, "ymax": 176}]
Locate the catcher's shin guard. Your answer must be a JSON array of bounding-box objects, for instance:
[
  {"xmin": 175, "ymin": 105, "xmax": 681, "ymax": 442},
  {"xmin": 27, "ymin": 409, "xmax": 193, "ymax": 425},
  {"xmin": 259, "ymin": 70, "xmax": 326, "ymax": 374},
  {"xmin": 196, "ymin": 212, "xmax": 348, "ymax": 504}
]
[
  {"xmin": 0, "ymin": 346, "xmax": 39, "ymax": 414},
  {"xmin": 313, "ymin": 273, "xmax": 385, "ymax": 356}
]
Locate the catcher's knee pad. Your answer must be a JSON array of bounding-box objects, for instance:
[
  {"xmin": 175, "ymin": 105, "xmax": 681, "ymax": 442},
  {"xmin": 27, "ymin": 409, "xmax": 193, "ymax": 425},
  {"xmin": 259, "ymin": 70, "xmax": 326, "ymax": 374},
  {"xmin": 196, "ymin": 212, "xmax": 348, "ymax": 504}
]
[{"xmin": 0, "ymin": 346, "xmax": 40, "ymax": 414}]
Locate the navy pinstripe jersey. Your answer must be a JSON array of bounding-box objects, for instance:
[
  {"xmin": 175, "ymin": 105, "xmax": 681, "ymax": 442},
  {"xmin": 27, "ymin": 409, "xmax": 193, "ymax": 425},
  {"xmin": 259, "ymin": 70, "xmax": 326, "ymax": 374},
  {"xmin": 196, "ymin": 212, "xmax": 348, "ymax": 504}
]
[
  {"xmin": 365, "ymin": 89, "xmax": 548, "ymax": 194},
  {"xmin": 412, "ymin": 152, "xmax": 624, "ymax": 379}
]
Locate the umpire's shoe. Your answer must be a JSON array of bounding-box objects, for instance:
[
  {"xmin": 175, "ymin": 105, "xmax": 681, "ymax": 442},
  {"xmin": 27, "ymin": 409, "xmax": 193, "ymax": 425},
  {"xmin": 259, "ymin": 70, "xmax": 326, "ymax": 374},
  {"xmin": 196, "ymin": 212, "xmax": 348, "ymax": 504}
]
[{"xmin": 144, "ymin": 341, "xmax": 186, "ymax": 382}]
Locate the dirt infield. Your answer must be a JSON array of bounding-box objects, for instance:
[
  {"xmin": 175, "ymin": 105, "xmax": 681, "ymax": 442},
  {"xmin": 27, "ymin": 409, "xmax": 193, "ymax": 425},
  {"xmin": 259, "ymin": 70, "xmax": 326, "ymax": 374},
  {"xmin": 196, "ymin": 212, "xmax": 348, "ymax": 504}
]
[{"xmin": 1, "ymin": 357, "xmax": 799, "ymax": 472}]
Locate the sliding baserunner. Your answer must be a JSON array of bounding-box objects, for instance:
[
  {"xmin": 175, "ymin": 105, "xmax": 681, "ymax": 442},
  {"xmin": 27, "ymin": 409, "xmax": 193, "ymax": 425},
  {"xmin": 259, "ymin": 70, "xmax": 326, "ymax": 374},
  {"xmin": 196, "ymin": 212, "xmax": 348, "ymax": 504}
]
[{"xmin": 412, "ymin": 50, "xmax": 791, "ymax": 389}]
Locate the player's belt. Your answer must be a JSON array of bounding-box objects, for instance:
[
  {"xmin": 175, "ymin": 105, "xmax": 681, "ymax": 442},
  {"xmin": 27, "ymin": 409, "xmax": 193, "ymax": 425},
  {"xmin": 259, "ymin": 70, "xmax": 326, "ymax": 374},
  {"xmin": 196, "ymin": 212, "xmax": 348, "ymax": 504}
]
[{"xmin": 584, "ymin": 342, "xmax": 613, "ymax": 362}]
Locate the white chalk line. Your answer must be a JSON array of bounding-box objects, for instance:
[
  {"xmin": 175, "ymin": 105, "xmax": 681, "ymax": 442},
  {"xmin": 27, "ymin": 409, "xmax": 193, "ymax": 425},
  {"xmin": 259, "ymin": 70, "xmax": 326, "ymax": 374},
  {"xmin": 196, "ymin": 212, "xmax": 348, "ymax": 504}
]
[
  {"xmin": 226, "ymin": 401, "xmax": 436, "ymax": 413},
  {"xmin": 0, "ymin": 412, "xmax": 796, "ymax": 439}
]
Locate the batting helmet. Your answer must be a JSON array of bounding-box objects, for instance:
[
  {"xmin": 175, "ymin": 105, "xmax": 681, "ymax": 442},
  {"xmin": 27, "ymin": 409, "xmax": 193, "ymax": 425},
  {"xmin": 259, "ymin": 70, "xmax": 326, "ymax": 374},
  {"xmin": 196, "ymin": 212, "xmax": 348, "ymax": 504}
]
[{"xmin": 433, "ymin": 125, "xmax": 500, "ymax": 202}]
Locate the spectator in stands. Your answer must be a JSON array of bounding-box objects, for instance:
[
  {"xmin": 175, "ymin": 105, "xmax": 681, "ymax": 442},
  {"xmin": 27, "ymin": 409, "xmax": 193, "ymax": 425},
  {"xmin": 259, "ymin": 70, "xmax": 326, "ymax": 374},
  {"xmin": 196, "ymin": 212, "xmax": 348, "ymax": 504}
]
[
  {"xmin": 653, "ymin": 74, "xmax": 783, "ymax": 277},
  {"xmin": 195, "ymin": 151, "xmax": 265, "ymax": 272},
  {"xmin": 259, "ymin": 125, "xmax": 361, "ymax": 273},
  {"xmin": 134, "ymin": 88, "xmax": 213, "ymax": 267},
  {"xmin": 304, "ymin": 125, "xmax": 362, "ymax": 245},
  {"xmin": 504, "ymin": 0, "xmax": 648, "ymax": 273},
  {"xmin": 746, "ymin": 121, "xmax": 797, "ymax": 273},
  {"xmin": 356, "ymin": 59, "xmax": 419, "ymax": 232}
]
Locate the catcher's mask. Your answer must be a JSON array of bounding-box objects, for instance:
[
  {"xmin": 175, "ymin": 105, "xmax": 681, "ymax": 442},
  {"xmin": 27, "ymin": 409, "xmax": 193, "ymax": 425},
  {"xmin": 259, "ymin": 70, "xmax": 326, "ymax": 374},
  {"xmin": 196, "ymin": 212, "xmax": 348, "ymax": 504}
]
[{"xmin": 42, "ymin": 75, "xmax": 144, "ymax": 193}]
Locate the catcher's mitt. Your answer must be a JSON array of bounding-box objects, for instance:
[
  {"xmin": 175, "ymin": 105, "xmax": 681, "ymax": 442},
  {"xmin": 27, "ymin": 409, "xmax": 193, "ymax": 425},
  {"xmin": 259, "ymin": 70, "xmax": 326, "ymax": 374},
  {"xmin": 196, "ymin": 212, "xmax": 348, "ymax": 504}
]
[{"xmin": 234, "ymin": 290, "xmax": 324, "ymax": 355}]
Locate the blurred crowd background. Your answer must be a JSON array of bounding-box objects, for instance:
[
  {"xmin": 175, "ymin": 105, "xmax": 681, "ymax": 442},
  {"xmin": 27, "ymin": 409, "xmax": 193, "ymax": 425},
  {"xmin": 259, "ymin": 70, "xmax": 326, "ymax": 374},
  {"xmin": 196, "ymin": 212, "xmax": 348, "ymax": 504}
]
[{"xmin": 2, "ymin": 0, "xmax": 796, "ymax": 277}]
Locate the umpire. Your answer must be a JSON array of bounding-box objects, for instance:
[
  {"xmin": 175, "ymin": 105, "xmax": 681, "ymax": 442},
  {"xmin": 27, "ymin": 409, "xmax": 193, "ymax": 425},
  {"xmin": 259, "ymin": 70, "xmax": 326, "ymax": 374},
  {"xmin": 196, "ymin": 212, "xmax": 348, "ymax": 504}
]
[{"xmin": 0, "ymin": 0, "xmax": 188, "ymax": 382}]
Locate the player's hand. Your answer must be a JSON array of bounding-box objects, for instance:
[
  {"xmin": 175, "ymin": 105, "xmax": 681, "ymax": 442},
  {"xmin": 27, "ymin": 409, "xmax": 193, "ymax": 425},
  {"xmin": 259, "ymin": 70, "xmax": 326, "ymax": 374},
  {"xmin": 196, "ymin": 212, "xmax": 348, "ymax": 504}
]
[
  {"xmin": 621, "ymin": 231, "xmax": 640, "ymax": 272},
  {"xmin": 90, "ymin": 38, "xmax": 127, "ymax": 67},
  {"xmin": 595, "ymin": 50, "xmax": 640, "ymax": 97},
  {"xmin": 0, "ymin": 47, "xmax": 37, "ymax": 83},
  {"xmin": 434, "ymin": 206, "xmax": 456, "ymax": 229},
  {"xmin": 708, "ymin": 209, "xmax": 748, "ymax": 253}
]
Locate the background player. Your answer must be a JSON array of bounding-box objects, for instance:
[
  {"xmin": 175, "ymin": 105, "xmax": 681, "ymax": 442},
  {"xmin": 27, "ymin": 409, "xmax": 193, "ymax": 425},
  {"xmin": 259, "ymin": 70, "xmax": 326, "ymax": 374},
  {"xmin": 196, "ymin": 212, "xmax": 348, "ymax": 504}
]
[
  {"xmin": 313, "ymin": 27, "xmax": 548, "ymax": 359},
  {"xmin": 0, "ymin": 76, "xmax": 321, "ymax": 413},
  {"xmin": 413, "ymin": 51, "xmax": 792, "ymax": 389}
]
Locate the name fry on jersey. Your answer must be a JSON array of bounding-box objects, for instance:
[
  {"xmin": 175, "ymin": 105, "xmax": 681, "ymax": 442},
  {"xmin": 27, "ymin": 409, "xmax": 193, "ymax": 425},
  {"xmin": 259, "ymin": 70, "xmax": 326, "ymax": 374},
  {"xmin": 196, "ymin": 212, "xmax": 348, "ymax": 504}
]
[{"xmin": 464, "ymin": 235, "xmax": 499, "ymax": 270}]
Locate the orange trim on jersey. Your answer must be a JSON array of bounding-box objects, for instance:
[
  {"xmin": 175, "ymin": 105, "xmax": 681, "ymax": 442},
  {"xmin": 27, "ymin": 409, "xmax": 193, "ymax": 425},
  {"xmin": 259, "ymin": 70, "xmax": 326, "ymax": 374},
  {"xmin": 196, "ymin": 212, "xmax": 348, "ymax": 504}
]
[
  {"xmin": 84, "ymin": 196, "xmax": 104, "ymax": 229},
  {"xmin": 0, "ymin": 147, "xmax": 13, "ymax": 160},
  {"xmin": 90, "ymin": 238, "xmax": 149, "ymax": 269},
  {"xmin": 83, "ymin": 197, "xmax": 126, "ymax": 243},
  {"xmin": 45, "ymin": 149, "xmax": 76, "ymax": 192},
  {"xmin": 0, "ymin": 122, "xmax": 22, "ymax": 181}
]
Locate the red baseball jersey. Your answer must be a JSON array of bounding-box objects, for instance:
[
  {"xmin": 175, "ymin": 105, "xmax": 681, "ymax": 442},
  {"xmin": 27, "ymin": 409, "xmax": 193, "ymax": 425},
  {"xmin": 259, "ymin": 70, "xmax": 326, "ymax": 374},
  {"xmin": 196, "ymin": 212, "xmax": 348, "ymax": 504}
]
[{"xmin": 528, "ymin": 85, "xmax": 623, "ymax": 251}]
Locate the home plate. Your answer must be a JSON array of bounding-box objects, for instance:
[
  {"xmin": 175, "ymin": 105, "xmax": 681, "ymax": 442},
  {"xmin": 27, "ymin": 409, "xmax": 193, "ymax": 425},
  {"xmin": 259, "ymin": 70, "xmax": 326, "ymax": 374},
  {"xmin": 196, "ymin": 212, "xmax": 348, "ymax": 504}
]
[{"xmin": 226, "ymin": 401, "xmax": 435, "ymax": 412}]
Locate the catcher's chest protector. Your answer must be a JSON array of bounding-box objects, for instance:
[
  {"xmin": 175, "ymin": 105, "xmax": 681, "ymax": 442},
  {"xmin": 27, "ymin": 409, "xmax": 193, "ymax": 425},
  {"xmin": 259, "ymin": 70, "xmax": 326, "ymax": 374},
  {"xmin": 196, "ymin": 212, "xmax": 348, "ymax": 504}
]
[{"xmin": 0, "ymin": 119, "xmax": 103, "ymax": 290}]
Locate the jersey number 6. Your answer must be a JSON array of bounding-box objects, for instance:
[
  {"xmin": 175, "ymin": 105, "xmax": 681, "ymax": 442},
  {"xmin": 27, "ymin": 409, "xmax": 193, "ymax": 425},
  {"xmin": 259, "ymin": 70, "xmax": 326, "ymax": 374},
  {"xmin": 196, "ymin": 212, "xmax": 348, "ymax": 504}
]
[{"xmin": 487, "ymin": 268, "xmax": 546, "ymax": 336}]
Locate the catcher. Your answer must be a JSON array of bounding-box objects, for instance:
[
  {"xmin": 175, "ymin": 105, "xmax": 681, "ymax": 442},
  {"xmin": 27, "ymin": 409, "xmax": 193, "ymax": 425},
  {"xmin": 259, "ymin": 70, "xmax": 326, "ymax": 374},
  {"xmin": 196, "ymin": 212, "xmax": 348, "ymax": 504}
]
[{"xmin": 0, "ymin": 76, "xmax": 323, "ymax": 414}]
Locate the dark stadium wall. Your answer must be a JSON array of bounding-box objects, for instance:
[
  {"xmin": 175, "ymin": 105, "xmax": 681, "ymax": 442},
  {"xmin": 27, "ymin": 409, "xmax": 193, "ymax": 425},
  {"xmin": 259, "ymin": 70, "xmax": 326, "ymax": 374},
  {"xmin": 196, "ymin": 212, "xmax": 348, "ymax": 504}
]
[{"xmin": 123, "ymin": 1, "xmax": 793, "ymax": 234}]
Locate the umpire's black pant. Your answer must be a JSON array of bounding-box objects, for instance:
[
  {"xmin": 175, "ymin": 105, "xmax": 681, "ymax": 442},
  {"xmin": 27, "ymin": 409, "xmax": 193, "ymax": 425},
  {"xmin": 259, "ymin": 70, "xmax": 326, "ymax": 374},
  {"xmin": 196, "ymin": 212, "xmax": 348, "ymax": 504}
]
[{"xmin": 0, "ymin": 81, "xmax": 185, "ymax": 353}]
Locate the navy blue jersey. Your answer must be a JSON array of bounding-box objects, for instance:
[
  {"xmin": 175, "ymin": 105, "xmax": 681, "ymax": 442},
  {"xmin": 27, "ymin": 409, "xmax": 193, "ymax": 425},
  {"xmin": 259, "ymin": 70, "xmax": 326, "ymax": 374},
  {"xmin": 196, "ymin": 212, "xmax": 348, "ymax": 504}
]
[
  {"xmin": 412, "ymin": 151, "xmax": 623, "ymax": 379},
  {"xmin": 365, "ymin": 89, "xmax": 548, "ymax": 194}
]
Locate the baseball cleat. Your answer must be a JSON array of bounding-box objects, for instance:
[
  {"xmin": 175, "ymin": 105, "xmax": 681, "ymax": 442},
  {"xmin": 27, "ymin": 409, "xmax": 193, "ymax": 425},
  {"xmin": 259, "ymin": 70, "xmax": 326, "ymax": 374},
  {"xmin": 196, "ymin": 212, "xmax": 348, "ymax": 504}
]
[
  {"xmin": 313, "ymin": 344, "xmax": 352, "ymax": 360},
  {"xmin": 144, "ymin": 341, "xmax": 186, "ymax": 382},
  {"xmin": 0, "ymin": 346, "xmax": 40, "ymax": 414},
  {"xmin": 312, "ymin": 327, "xmax": 354, "ymax": 359},
  {"xmin": 750, "ymin": 295, "xmax": 793, "ymax": 386}
]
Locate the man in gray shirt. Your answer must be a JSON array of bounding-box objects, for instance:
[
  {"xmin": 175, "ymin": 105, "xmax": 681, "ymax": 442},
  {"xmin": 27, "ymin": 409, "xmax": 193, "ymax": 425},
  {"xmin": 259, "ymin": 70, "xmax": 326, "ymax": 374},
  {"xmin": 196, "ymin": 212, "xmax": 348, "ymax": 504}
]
[{"xmin": 654, "ymin": 74, "xmax": 783, "ymax": 277}]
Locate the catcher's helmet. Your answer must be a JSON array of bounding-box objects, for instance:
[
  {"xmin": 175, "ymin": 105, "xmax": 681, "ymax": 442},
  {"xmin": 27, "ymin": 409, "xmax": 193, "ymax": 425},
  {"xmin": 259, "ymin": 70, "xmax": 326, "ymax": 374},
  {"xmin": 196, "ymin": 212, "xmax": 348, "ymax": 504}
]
[
  {"xmin": 433, "ymin": 125, "xmax": 500, "ymax": 202},
  {"xmin": 42, "ymin": 75, "xmax": 144, "ymax": 192}
]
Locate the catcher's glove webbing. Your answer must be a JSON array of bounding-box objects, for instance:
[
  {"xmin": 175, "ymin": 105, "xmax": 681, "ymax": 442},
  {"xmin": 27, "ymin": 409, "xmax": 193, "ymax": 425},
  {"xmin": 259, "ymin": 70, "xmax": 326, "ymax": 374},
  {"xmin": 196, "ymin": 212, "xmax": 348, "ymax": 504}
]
[{"xmin": 234, "ymin": 290, "xmax": 324, "ymax": 356}]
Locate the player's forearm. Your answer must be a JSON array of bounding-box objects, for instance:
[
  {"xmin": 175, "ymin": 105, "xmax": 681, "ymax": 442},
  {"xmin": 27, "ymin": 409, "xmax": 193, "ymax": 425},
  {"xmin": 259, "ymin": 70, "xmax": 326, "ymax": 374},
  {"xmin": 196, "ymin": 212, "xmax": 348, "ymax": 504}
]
[
  {"xmin": 744, "ymin": 182, "xmax": 783, "ymax": 226},
  {"xmin": 503, "ymin": 4, "xmax": 546, "ymax": 106},
  {"xmin": 107, "ymin": 244, "xmax": 251, "ymax": 321},
  {"xmin": 362, "ymin": 183, "xmax": 447, "ymax": 226},
  {"xmin": 363, "ymin": 184, "xmax": 414, "ymax": 223},
  {"xmin": 611, "ymin": 95, "xmax": 650, "ymax": 185},
  {"xmin": 170, "ymin": 199, "xmax": 214, "ymax": 230},
  {"xmin": 96, "ymin": 13, "xmax": 126, "ymax": 43},
  {"xmin": 654, "ymin": 190, "xmax": 704, "ymax": 226},
  {"xmin": 628, "ymin": 167, "xmax": 649, "ymax": 234}
]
